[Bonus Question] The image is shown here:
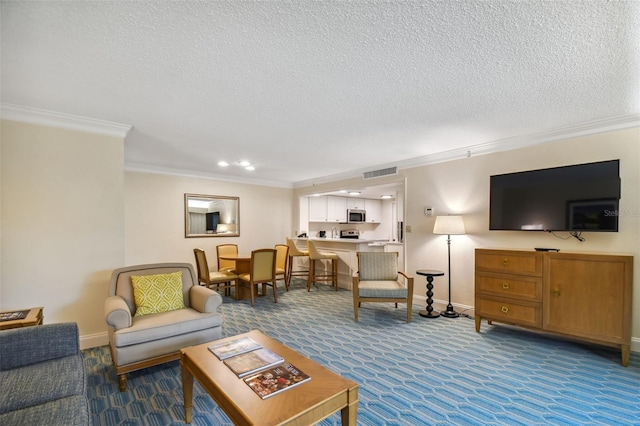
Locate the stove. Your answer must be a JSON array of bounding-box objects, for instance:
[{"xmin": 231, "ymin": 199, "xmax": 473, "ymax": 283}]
[{"xmin": 340, "ymin": 230, "xmax": 360, "ymax": 239}]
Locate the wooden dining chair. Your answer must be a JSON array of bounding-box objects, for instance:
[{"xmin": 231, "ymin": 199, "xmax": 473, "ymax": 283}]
[
  {"xmin": 194, "ymin": 248, "xmax": 239, "ymax": 299},
  {"xmin": 216, "ymin": 244, "xmax": 238, "ymax": 273},
  {"xmin": 238, "ymin": 249, "xmax": 277, "ymax": 307},
  {"xmin": 274, "ymin": 244, "xmax": 289, "ymax": 290}
]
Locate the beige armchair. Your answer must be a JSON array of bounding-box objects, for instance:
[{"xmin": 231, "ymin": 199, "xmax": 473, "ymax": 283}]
[
  {"xmin": 352, "ymin": 252, "xmax": 414, "ymax": 323},
  {"xmin": 104, "ymin": 263, "xmax": 223, "ymax": 391}
]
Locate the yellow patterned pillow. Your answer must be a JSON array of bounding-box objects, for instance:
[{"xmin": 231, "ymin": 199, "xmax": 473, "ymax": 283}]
[{"xmin": 131, "ymin": 271, "xmax": 186, "ymax": 317}]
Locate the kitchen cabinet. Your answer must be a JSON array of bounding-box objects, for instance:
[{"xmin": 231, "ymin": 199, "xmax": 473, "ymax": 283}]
[
  {"xmin": 308, "ymin": 197, "xmax": 327, "ymax": 222},
  {"xmin": 346, "ymin": 198, "xmax": 364, "ymax": 210},
  {"xmin": 364, "ymin": 199, "xmax": 382, "ymax": 223},
  {"xmin": 327, "ymin": 196, "xmax": 347, "ymax": 222},
  {"xmin": 475, "ymin": 248, "xmax": 633, "ymax": 366}
]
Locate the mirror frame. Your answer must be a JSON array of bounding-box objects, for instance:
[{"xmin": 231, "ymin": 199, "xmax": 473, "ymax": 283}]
[{"xmin": 184, "ymin": 193, "xmax": 240, "ymax": 238}]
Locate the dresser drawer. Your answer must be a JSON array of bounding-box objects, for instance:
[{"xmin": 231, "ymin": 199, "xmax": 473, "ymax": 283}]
[
  {"xmin": 476, "ymin": 250, "xmax": 543, "ymax": 276},
  {"xmin": 475, "ymin": 295, "xmax": 541, "ymax": 328},
  {"xmin": 475, "ymin": 272, "xmax": 542, "ymax": 301}
]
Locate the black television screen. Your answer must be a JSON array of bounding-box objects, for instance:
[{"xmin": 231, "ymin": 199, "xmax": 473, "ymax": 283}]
[{"xmin": 489, "ymin": 160, "xmax": 621, "ymax": 232}]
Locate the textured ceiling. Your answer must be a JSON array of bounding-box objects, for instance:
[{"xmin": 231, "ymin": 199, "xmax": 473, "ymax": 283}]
[{"xmin": 1, "ymin": 1, "xmax": 639, "ymax": 187}]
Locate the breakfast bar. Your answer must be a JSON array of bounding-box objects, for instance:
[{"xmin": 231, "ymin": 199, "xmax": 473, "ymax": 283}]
[{"xmin": 294, "ymin": 238, "xmax": 404, "ymax": 289}]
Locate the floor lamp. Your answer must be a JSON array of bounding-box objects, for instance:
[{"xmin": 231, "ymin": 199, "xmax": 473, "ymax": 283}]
[{"xmin": 433, "ymin": 215, "xmax": 466, "ymax": 318}]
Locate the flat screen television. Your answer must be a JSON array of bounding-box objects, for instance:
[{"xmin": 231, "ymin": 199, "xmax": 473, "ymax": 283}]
[{"xmin": 489, "ymin": 160, "xmax": 621, "ymax": 232}]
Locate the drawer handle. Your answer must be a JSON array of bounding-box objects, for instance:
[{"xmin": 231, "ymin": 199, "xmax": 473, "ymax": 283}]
[
  {"xmin": 502, "ymin": 282, "xmax": 510, "ymax": 289},
  {"xmin": 502, "ymin": 258, "xmax": 510, "ymax": 266},
  {"xmin": 552, "ymin": 289, "xmax": 561, "ymax": 297},
  {"xmin": 501, "ymin": 306, "xmax": 509, "ymax": 314}
]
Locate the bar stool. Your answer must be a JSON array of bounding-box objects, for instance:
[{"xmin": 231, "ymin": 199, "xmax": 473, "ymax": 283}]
[
  {"xmin": 307, "ymin": 240, "xmax": 339, "ymax": 292},
  {"xmin": 286, "ymin": 238, "xmax": 309, "ymax": 289}
]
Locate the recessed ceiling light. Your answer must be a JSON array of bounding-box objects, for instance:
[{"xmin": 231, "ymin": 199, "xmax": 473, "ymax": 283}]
[
  {"xmin": 218, "ymin": 161, "xmax": 229, "ymax": 167},
  {"xmin": 381, "ymin": 195, "xmax": 392, "ymax": 199},
  {"xmin": 245, "ymin": 165, "xmax": 255, "ymax": 171},
  {"xmin": 238, "ymin": 160, "xmax": 251, "ymax": 167},
  {"xmin": 348, "ymin": 191, "xmax": 361, "ymax": 196}
]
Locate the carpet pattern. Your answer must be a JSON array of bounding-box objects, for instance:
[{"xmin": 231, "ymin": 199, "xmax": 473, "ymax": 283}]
[{"xmin": 84, "ymin": 280, "xmax": 640, "ymax": 425}]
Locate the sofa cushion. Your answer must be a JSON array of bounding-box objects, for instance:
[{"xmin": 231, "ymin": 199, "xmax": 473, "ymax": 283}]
[
  {"xmin": 0, "ymin": 395, "xmax": 90, "ymax": 426},
  {"xmin": 112, "ymin": 307, "xmax": 223, "ymax": 348},
  {"xmin": 132, "ymin": 271, "xmax": 186, "ymax": 316},
  {"xmin": 0, "ymin": 354, "xmax": 85, "ymax": 414}
]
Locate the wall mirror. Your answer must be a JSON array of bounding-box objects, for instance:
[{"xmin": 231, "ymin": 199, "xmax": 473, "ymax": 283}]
[{"xmin": 185, "ymin": 194, "xmax": 240, "ymax": 238}]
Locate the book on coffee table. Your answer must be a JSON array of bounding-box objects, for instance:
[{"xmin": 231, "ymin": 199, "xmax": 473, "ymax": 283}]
[
  {"xmin": 223, "ymin": 347, "xmax": 284, "ymax": 378},
  {"xmin": 208, "ymin": 337, "xmax": 262, "ymax": 360},
  {"xmin": 0, "ymin": 310, "xmax": 29, "ymax": 322},
  {"xmin": 244, "ymin": 362, "xmax": 311, "ymax": 399}
]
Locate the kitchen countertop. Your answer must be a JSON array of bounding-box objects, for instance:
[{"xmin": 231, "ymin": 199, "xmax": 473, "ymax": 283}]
[{"xmin": 296, "ymin": 237, "xmax": 402, "ymax": 246}]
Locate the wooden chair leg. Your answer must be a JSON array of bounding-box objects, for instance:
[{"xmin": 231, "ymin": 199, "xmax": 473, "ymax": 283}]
[
  {"xmin": 333, "ymin": 259, "xmax": 338, "ymax": 291},
  {"xmin": 272, "ymin": 279, "xmax": 277, "ymax": 303},
  {"xmin": 249, "ymin": 282, "xmax": 255, "ymax": 307},
  {"xmin": 286, "ymin": 257, "xmax": 293, "ymax": 289},
  {"xmin": 118, "ymin": 373, "xmax": 127, "ymax": 392},
  {"xmin": 307, "ymin": 259, "xmax": 315, "ymax": 291},
  {"xmin": 353, "ymin": 295, "xmax": 359, "ymax": 322}
]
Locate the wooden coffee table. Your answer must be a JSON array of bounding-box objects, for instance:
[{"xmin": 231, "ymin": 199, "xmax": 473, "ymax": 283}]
[
  {"xmin": 180, "ymin": 330, "xmax": 358, "ymax": 425},
  {"xmin": 0, "ymin": 307, "xmax": 43, "ymax": 330}
]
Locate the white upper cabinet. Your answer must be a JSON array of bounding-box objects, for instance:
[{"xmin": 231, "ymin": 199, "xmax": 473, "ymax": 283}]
[
  {"xmin": 308, "ymin": 196, "xmax": 328, "ymax": 222},
  {"xmin": 346, "ymin": 198, "xmax": 364, "ymax": 210},
  {"xmin": 327, "ymin": 196, "xmax": 347, "ymax": 222},
  {"xmin": 364, "ymin": 199, "xmax": 382, "ymax": 223},
  {"xmin": 310, "ymin": 196, "xmax": 381, "ymax": 223}
]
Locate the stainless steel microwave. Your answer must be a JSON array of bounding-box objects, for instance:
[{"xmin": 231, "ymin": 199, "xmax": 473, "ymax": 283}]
[{"xmin": 347, "ymin": 209, "xmax": 366, "ymax": 223}]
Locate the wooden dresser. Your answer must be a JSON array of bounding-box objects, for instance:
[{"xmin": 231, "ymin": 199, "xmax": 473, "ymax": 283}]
[{"xmin": 475, "ymin": 249, "xmax": 633, "ymax": 366}]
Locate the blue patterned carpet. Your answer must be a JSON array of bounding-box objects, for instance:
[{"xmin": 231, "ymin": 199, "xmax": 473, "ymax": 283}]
[{"xmin": 84, "ymin": 280, "xmax": 640, "ymax": 425}]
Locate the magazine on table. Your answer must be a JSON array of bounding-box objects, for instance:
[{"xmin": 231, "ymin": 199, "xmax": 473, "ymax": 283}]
[
  {"xmin": 208, "ymin": 337, "xmax": 262, "ymax": 360},
  {"xmin": 0, "ymin": 310, "xmax": 29, "ymax": 322},
  {"xmin": 244, "ymin": 362, "xmax": 311, "ymax": 399},
  {"xmin": 223, "ymin": 347, "xmax": 284, "ymax": 378}
]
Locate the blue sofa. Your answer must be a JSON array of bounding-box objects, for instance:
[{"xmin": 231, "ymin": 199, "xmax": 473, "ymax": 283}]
[{"xmin": 0, "ymin": 322, "xmax": 91, "ymax": 425}]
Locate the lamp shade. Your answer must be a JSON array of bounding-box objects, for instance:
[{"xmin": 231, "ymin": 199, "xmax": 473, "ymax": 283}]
[
  {"xmin": 433, "ymin": 215, "xmax": 465, "ymax": 235},
  {"xmin": 216, "ymin": 223, "xmax": 236, "ymax": 233}
]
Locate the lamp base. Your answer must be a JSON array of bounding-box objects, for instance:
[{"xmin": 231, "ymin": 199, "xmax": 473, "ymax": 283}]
[{"xmin": 440, "ymin": 305, "xmax": 460, "ymax": 318}]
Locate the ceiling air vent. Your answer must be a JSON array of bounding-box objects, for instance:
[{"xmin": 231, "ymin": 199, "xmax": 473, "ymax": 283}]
[{"xmin": 363, "ymin": 167, "xmax": 397, "ymax": 180}]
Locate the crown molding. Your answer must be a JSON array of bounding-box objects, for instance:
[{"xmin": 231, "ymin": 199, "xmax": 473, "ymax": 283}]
[
  {"xmin": 0, "ymin": 103, "xmax": 132, "ymax": 138},
  {"xmin": 125, "ymin": 162, "xmax": 294, "ymax": 189},
  {"xmin": 293, "ymin": 114, "xmax": 640, "ymax": 188}
]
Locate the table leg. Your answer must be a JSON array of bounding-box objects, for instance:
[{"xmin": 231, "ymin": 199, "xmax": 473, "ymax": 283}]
[
  {"xmin": 419, "ymin": 275, "xmax": 440, "ymax": 318},
  {"xmin": 181, "ymin": 355, "xmax": 193, "ymax": 424},
  {"xmin": 340, "ymin": 385, "xmax": 359, "ymax": 425}
]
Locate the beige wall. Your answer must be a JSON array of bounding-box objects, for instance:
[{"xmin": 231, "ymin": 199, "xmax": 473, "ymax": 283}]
[
  {"xmin": 404, "ymin": 128, "xmax": 639, "ymax": 313},
  {"xmin": 2, "ymin": 118, "xmax": 638, "ymax": 349},
  {"xmin": 124, "ymin": 171, "xmax": 294, "ymax": 267},
  {"xmin": 0, "ymin": 120, "xmax": 125, "ymax": 341},
  {"xmin": 295, "ymin": 127, "xmax": 640, "ymax": 339}
]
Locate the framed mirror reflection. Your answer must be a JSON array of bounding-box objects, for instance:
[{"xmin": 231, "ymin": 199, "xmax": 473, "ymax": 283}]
[{"xmin": 185, "ymin": 194, "xmax": 240, "ymax": 238}]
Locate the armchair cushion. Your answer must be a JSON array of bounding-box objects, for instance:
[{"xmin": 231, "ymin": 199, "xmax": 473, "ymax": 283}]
[
  {"xmin": 131, "ymin": 271, "xmax": 186, "ymax": 316},
  {"xmin": 357, "ymin": 280, "xmax": 408, "ymax": 298},
  {"xmin": 358, "ymin": 252, "xmax": 398, "ymax": 281}
]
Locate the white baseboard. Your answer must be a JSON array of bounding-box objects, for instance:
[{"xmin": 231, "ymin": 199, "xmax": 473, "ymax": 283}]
[{"xmin": 80, "ymin": 331, "xmax": 109, "ymax": 350}]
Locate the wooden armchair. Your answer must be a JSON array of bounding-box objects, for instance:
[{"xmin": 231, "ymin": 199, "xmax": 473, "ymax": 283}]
[{"xmin": 352, "ymin": 252, "xmax": 414, "ymax": 323}]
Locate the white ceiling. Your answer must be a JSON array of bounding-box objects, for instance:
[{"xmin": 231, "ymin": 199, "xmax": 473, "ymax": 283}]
[{"xmin": 2, "ymin": 1, "xmax": 639, "ymax": 188}]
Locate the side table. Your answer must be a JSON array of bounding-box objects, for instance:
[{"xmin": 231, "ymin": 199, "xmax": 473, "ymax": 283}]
[
  {"xmin": 0, "ymin": 307, "xmax": 44, "ymax": 330},
  {"xmin": 416, "ymin": 270, "xmax": 444, "ymax": 318}
]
